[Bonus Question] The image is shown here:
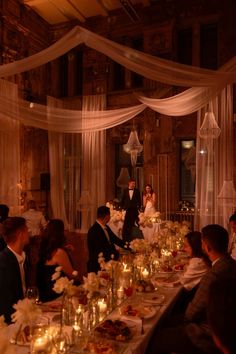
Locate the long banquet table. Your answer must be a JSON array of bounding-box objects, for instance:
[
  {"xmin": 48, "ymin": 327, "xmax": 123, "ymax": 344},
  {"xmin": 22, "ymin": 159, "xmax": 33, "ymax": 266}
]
[{"xmin": 7, "ymin": 284, "xmax": 183, "ymax": 354}]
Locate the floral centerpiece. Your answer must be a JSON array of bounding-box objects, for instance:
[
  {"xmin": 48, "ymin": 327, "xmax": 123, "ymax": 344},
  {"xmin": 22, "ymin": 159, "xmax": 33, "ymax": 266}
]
[
  {"xmin": 139, "ymin": 211, "xmax": 161, "ymax": 228},
  {"xmin": 129, "ymin": 238, "xmax": 151, "ymax": 254},
  {"xmin": 106, "ymin": 202, "xmax": 125, "ymax": 224},
  {"xmin": 82, "ymin": 272, "xmax": 101, "ymax": 300},
  {"xmin": 52, "ymin": 266, "xmax": 79, "ymax": 326},
  {"xmin": 52, "ymin": 266, "xmax": 78, "ymax": 297},
  {"xmin": 10, "ymin": 298, "xmax": 42, "ymax": 345},
  {"xmin": 158, "ymin": 220, "xmax": 190, "ymax": 251},
  {"xmin": 0, "ymin": 316, "xmax": 15, "ymax": 354}
]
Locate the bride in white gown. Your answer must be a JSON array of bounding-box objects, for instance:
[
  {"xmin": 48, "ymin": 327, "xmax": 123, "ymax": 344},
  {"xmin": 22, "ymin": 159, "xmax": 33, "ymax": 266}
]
[{"xmin": 143, "ymin": 184, "xmax": 156, "ymax": 216}]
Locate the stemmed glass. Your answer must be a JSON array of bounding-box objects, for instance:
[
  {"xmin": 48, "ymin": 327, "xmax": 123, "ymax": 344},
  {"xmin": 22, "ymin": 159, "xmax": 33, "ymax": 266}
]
[
  {"xmin": 26, "ymin": 286, "xmax": 39, "ymax": 304},
  {"xmin": 52, "ymin": 331, "xmax": 70, "ymax": 353}
]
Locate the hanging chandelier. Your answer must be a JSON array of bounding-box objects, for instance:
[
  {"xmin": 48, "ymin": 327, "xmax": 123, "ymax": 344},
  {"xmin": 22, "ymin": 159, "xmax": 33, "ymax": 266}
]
[
  {"xmin": 123, "ymin": 129, "xmax": 143, "ymax": 167},
  {"xmin": 199, "ymin": 111, "xmax": 221, "ymax": 139}
]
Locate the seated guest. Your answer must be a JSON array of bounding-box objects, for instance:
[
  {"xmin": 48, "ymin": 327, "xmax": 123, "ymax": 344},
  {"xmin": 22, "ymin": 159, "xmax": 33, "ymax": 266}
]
[
  {"xmin": 36, "ymin": 219, "xmax": 79, "ymax": 302},
  {"xmin": 173, "ymin": 231, "xmax": 210, "ymax": 313},
  {"xmin": 22, "ymin": 200, "xmax": 47, "ymax": 285},
  {"xmin": 147, "ymin": 224, "xmax": 236, "ymax": 354},
  {"xmin": 0, "ymin": 204, "xmax": 9, "ymax": 252},
  {"xmin": 228, "ymin": 211, "xmax": 236, "ymax": 260},
  {"xmin": 0, "ymin": 217, "xmax": 29, "ymax": 323},
  {"xmin": 87, "ymin": 206, "xmax": 127, "ymax": 273},
  {"xmin": 208, "ymin": 278, "xmax": 236, "ymax": 354},
  {"xmin": 180, "ymin": 231, "xmax": 210, "ymax": 290}
]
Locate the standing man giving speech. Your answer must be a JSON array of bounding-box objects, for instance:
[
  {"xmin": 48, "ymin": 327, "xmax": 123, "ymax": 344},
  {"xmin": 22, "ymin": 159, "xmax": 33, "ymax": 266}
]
[{"xmin": 120, "ymin": 178, "xmax": 141, "ymax": 242}]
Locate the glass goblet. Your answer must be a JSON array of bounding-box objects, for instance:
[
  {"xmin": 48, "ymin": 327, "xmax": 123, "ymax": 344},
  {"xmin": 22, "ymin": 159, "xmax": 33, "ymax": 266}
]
[
  {"xmin": 53, "ymin": 331, "xmax": 70, "ymax": 354},
  {"xmin": 26, "ymin": 286, "xmax": 39, "ymax": 304}
]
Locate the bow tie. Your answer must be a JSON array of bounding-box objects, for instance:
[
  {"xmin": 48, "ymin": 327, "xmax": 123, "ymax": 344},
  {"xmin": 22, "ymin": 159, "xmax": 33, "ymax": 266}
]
[{"xmin": 129, "ymin": 188, "xmax": 134, "ymax": 190}]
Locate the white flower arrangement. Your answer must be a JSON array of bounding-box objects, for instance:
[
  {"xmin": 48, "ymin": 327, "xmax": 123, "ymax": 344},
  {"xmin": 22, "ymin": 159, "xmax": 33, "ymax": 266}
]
[
  {"xmin": 133, "ymin": 253, "xmax": 146, "ymax": 267},
  {"xmin": 0, "ymin": 315, "xmax": 14, "ymax": 354},
  {"xmin": 105, "ymin": 201, "xmax": 113, "ymax": 210},
  {"xmin": 52, "ymin": 268, "xmax": 79, "ymax": 297},
  {"xmin": 98, "ymin": 252, "xmax": 106, "ymax": 269},
  {"xmin": 11, "ymin": 298, "xmax": 42, "ymax": 327},
  {"xmin": 82, "ymin": 272, "xmax": 100, "ymax": 299},
  {"xmin": 139, "ymin": 211, "xmax": 161, "ymax": 228},
  {"xmin": 129, "ymin": 238, "xmax": 151, "ymax": 253},
  {"xmin": 156, "ymin": 221, "xmax": 190, "ymax": 251},
  {"xmin": 110, "ymin": 209, "xmax": 126, "ymax": 223}
]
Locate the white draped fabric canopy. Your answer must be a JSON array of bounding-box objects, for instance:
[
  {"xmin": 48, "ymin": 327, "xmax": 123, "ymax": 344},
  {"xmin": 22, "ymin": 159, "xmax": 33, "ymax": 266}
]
[{"xmin": 0, "ymin": 25, "xmax": 235, "ymax": 230}]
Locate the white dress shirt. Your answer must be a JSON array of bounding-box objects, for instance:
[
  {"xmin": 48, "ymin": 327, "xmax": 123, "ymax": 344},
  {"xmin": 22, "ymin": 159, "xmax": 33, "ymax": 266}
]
[
  {"xmin": 129, "ymin": 189, "xmax": 134, "ymax": 199},
  {"xmin": 96, "ymin": 220, "xmax": 110, "ymax": 243},
  {"xmin": 7, "ymin": 246, "xmax": 26, "ymax": 295}
]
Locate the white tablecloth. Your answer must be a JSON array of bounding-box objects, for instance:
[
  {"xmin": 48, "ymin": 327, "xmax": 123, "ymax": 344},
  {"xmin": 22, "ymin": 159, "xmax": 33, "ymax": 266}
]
[
  {"xmin": 140, "ymin": 223, "xmax": 161, "ymax": 243},
  {"xmin": 8, "ymin": 285, "xmax": 182, "ymax": 354}
]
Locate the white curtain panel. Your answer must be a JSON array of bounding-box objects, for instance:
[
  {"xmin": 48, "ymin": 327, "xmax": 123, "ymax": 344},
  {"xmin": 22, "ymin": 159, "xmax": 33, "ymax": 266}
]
[
  {"xmin": 80, "ymin": 94, "xmax": 106, "ymax": 232},
  {"xmin": 195, "ymin": 85, "xmax": 234, "ymax": 230},
  {"xmin": 0, "ymin": 79, "xmax": 20, "ymax": 215},
  {"xmin": 47, "ymin": 96, "xmax": 70, "ymax": 229}
]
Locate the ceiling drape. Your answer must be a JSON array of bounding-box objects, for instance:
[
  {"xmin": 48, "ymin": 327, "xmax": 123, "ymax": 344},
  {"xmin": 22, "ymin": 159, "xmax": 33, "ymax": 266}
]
[
  {"xmin": 0, "ymin": 79, "xmax": 20, "ymax": 215},
  {"xmin": 0, "ymin": 25, "xmax": 233, "ymax": 230}
]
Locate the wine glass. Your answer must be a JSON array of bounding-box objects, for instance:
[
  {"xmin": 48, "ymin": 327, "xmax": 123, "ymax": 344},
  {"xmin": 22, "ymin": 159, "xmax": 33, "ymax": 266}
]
[
  {"xmin": 26, "ymin": 286, "xmax": 39, "ymax": 304},
  {"xmin": 52, "ymin": 331, "xmax": 70, "ymax": 353}
]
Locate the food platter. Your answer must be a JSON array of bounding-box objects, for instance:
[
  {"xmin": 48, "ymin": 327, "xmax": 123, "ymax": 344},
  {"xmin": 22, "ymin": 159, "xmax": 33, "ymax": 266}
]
[
  {"xmin": 95, "ymin": 319, "xmax": 134, "ymax": 342},
  {"xmin": 82, "ymin": 338, "xmax": 117, "ymax": 354}
]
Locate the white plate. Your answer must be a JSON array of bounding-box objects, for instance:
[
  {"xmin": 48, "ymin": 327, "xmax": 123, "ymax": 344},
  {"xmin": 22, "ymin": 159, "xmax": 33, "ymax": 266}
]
[
  {"xmin": 120, "ymin": 305, "xmax": 156, "ymax": 319},
  {"xmin": 141, "ymin": 306, "xmax": 156, "ymax": 319},
  {"xmin": 143, "ymin": 294, "xmax": 165, "ymax": 305}
]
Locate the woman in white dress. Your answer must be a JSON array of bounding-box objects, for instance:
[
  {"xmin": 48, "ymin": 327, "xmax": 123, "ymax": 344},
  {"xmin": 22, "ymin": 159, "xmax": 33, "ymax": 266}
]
[
  {"xmin": 173, "ymin": 231, "xmax": 210, "ymax": 313},
  {"xmin": 143, "ymin": 184, "xmax": 156, "ymax": 216},
  {"xmin": 180, "ymin": 231, "xmax": 210, "ymax": 291}
]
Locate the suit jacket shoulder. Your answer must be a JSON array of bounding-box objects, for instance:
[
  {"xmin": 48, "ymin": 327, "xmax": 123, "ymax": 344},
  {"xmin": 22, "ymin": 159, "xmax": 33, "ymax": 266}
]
[
  {"xmin": 185, "ymin": 255, "xmax": 236, "ymax": 323},
  {"xmin": 0, "ymin": 247, "xmax": 24, "ymax": 323}
]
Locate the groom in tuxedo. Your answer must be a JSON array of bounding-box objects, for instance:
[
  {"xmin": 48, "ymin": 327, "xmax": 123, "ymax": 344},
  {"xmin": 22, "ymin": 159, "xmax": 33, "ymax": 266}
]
[{"xmin": 120, "ymin": 178, "xmax": 141, "ymax": 242}]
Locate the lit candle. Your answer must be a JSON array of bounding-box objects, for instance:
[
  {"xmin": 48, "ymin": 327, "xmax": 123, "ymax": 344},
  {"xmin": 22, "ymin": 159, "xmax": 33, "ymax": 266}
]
[
  {"xmin": 117, "ymin": 286, "xmax": 124, "ymax": 299},
  {"xmin": 98, "ymin": 299, "xmax": 107, "ymax": 313},
  {"xmin": 142, "ymin": 268, "xmax": 149, "ymax": 279},
  {"xmin": 76, "ymin": 304, "xmax": 83, "ymax": 314},
  {"xmin": 31, "ymin": 335, "xmax": 48, "ymax": 353},
  {"xmin": 122, "ymin": 263, "xmax": 131, "ymax": 273}
]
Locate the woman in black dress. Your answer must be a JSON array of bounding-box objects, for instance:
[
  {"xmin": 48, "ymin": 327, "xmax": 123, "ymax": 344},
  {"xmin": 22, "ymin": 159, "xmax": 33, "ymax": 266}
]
[{"xmin": 36, "ymin": 219, "xmax": 80, "ymax": 302}]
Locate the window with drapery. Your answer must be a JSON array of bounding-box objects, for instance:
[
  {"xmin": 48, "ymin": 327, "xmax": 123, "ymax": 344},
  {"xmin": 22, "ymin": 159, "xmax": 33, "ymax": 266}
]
[{"xmin": 180, "ymin": 139, "xmax": 196, "ymax": 207}]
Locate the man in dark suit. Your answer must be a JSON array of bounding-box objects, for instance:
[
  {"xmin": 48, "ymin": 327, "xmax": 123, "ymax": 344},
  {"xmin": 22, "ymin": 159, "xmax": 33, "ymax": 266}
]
[
  {"xmin": 87, "ymin": 205, "xmax": 126, "ymax": 273},
  {"xmin": 0, "ymin": 217, "xmax": 29, "ymax": 323},
  {"xmin": 120, "ymin": 178, "xmax": 141, "ymax": 242},
  {"xmin": 208, "ymin": 277, "xmax": 236, "ymax": 354},
  {"xmin": 147, "ymin": 224, "xmax": 236, "ymax": 354}
]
